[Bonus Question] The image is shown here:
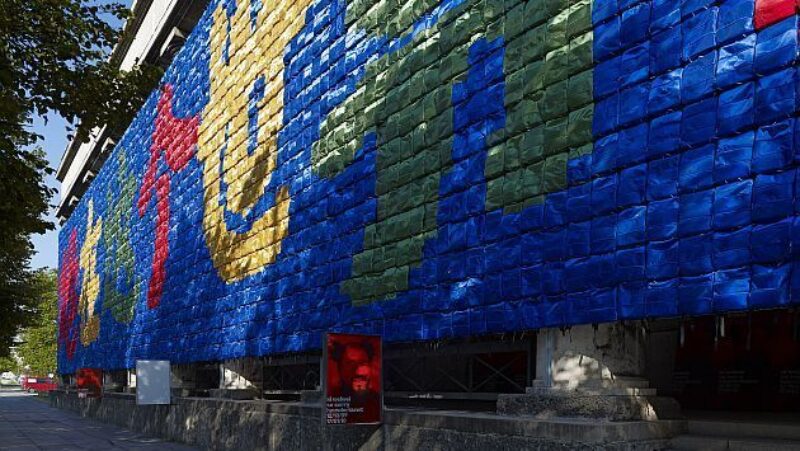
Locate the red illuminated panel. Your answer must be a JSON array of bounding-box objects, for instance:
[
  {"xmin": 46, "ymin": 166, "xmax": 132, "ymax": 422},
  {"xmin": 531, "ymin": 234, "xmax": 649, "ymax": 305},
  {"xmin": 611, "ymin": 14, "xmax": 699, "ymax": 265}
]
[
  {"xmin": 755, "ymin": 0, "xmax": 798, "ymax": 29},
  {"xmin": 324, "ymin": 333, "xmax": 382, "ymax": 425},
  {"xmin": 76, "ymin": 368, "xmax": 103, "ymax": 397}
]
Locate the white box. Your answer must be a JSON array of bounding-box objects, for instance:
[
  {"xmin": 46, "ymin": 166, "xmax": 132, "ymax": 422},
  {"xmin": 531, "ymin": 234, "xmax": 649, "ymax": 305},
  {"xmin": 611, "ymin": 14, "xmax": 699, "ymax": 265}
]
[{"xmin": 136, "ymin": 360, "xmax": 171, "ymax": 405}]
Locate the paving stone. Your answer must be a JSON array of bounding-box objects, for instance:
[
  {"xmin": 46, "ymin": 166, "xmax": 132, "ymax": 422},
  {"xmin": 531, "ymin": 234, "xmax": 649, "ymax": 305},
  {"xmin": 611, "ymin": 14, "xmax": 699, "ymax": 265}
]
[{"xmin": 0, "ymin": 392, "xmax": 195, "ymax": 451}]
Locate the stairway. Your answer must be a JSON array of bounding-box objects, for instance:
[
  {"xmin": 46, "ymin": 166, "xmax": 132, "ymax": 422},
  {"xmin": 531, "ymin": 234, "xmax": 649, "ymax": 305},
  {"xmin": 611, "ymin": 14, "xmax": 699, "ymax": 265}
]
[{"xmin": 670, "ymin": 414, "xmax": 800, "ymax": 450}]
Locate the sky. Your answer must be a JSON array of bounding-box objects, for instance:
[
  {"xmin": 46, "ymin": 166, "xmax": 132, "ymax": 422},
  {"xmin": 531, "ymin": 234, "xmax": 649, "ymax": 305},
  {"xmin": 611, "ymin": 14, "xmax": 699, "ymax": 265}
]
[
  {"xmin": 29, "ymin": 1, "xmax": 132, "ymax": 270},
  {"xmin": 29, "ymin": 114, "xmax": 70, "ymax": 270}
]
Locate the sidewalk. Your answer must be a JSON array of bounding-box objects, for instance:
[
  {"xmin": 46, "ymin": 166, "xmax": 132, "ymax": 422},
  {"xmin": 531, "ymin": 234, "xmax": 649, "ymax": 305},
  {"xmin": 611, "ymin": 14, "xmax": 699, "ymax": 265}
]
[{"xmin": 0, "ymin": 391, "xmax": 195, "ymax": 450}]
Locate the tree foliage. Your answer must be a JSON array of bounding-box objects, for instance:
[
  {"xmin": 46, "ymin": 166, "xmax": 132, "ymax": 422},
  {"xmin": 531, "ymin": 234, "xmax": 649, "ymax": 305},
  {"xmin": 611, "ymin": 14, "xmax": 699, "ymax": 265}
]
[
  {"xmin": 16, "ymin": 270, "xmax": 58, "ymax": 375},
  {"xmin": 0, "ymin": 147, "xmax": 52, "ymax": 358},
  {"xmin": 0, "ymin": 0, "xmax": 162, "ymax": 355},
  {"xmin": 0, "ymin": 0, "xmax": 163, "ymax": 141},
  {"xmin": 0, "ymin": 356, "xmax": 20, "ymax": 374}
]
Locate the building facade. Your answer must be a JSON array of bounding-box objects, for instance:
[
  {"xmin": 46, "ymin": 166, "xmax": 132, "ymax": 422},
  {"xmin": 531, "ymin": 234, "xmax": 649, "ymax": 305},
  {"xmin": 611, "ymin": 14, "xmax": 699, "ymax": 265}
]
[
  {"xmin": 57, "ymin": 0, "xmax": 800, "ymax": 431},
  {"xmin": 55, "ymin": 0, "xmax": 208, "ymax": 223}
]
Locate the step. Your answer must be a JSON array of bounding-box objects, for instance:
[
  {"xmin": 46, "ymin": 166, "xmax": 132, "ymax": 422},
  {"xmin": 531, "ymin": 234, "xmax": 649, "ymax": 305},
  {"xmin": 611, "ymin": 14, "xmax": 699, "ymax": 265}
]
[
  {"xmin": 670, "ymin": 435, "xmax": 800, "ymax": 451},
  {"xmin": 525, "ymin": 386, "xmax": 657, "ymax": 396},
  {"xmin": 688, "ymin": 419, "xmax": 800, "ymax": 441},
  {"xmin": 527, "ymin": 377, "xmax": 651, "ymax": 393},
  {"xmin": 497, "ymin": 392, "xmax": 682, "ymax": 421}
]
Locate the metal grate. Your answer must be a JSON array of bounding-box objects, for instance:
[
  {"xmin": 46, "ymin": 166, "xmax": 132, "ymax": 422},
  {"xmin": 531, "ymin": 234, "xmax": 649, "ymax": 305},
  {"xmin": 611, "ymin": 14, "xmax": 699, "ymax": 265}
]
[{"xmin": 260, "ymin": 335, "xmax": 534, "ymax": 399}]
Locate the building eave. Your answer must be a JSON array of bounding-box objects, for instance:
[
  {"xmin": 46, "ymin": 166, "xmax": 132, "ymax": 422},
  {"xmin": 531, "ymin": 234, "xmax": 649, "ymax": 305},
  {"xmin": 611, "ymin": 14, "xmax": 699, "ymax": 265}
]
[{"xmin": 55, "ymin": 0, "xmax": 155, "ymax": 183}]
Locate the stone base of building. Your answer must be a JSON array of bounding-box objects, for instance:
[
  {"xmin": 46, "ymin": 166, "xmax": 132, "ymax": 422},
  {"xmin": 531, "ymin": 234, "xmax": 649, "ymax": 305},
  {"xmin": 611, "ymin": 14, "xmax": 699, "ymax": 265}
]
[
  {"xmin": 50, "ymin": 390, "xmax": 685, "ymax": 450},
  {"xmin": 497, "ymin": 389, "xmax": 683, "ymax": 421}
]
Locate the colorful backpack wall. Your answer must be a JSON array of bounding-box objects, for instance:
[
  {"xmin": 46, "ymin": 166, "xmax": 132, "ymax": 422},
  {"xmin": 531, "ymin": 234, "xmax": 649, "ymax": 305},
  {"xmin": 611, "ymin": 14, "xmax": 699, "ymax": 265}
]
[{"xmin": 58, "ymin": 0, "xmax": 800, "ymax": 373}]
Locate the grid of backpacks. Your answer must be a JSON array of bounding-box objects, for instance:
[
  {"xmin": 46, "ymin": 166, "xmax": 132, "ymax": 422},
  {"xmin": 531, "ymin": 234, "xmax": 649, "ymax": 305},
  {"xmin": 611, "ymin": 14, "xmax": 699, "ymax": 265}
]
[{"xmin": 58, "ymin": 0, "xmax": 800, "ymax": 374}]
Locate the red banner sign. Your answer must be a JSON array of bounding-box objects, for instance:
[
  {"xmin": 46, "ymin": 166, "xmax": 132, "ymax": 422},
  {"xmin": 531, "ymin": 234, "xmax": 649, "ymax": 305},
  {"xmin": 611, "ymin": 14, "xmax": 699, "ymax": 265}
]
[
  {"xmin": 324, "ymin": 333, "xmax": 382, "ymax": 425},
  {"xmin": 76, "ymin": 368, "xmax": 103, "ymax": 397}
]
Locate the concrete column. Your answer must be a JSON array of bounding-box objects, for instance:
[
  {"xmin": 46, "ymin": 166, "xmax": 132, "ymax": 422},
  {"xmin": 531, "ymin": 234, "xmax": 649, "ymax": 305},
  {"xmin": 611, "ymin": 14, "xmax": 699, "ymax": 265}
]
[
  {"xmin": 531, "ymin": 323, "xmax": 647, "ymax": 392},
  {"xmin": 126, "ymin": 369, "xmax": 137, "ymax": 392},
  {"xmin": 498, "ymin": 323, "xmax": 681, "ymax": 421},
  {"xmin": 533, "ymin": 328, "xmax": 555, "ymax": 390}
]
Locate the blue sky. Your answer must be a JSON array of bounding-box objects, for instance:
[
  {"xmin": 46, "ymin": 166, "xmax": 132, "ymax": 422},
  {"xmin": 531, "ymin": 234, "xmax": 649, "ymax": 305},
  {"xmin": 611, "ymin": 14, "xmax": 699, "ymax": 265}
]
[
  {"xmin": 29, "ymin": 113, "xmax": 69, "ymax": 269},
  {"xmin": 30, "ymin": 1, "xmax": 131, "ymax": 270}
]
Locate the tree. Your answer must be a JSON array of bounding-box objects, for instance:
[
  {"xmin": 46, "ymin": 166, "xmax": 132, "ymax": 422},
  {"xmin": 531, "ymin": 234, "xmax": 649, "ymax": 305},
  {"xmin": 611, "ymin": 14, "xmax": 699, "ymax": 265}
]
[
  {"xmin": 0, "ymin": 147, "xmax": 52, "ymax": 358},
  {"xmin": 0, "ymin": 1, "xmax": 162, "ymax": 355},
  {"xmin": 16, "ymin": 270, "xmax": 58, "ymax": 375},
  {"xmin": 0, "ymin": 356, "xmax": 20, "ymax": 374}
]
